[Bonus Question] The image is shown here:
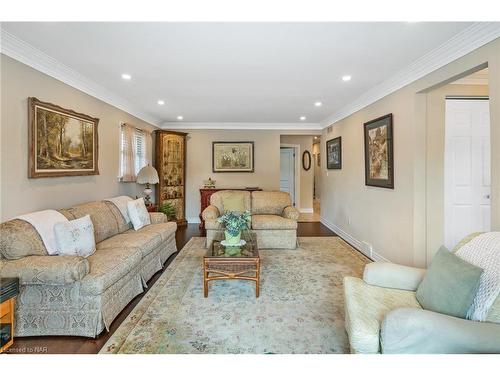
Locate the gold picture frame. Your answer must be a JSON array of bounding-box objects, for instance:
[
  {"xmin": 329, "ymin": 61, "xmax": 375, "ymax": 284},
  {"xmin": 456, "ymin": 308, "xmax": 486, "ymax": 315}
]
[{"xmin": 28, "ymin": 97, "xmax": 99, "ymax": 178}]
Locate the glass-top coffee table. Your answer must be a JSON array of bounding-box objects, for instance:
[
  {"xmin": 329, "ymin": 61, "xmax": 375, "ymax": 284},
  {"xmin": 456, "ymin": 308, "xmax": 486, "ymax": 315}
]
[{"xmin": 203, "ymin": 230, "xmax": 260, "ymax": 298}]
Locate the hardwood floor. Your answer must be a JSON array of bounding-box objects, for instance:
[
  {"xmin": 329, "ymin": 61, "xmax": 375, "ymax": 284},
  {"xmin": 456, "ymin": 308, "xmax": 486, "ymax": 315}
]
[{"xmin": 6, "ymin": 222, "xmax": 336, "ymax": 354}]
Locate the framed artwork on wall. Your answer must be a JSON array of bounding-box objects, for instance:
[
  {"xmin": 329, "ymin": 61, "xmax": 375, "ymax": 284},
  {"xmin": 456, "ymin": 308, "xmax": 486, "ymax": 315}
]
[
  {"xmin": 212, "ymin": 141, "xmax": 254, "ymax": 173},
  {"xmin": 363, "ymin": 113, "xmax": 394, "ymax": 189},
  {"xmin": 28, "ymin": 97, "xmax": 99, "ymax": 178},
  {"xmin": 326, "ymin": 136, "xmax": 342, "ymax": 169}
]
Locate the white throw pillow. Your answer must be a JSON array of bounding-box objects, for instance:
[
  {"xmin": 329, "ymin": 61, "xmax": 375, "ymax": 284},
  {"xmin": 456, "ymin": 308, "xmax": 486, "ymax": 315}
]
[
  {"xmin": 127, "ymin": 197, "xmax": 151, "ymax": 230},
  {"xmin": 54, "ymin": 215, "xmax": 96, "ymax": 258}
]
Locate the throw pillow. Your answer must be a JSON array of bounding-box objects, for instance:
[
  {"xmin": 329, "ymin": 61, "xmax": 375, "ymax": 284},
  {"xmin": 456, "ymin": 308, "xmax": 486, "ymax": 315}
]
[
  {"xmin": 54, "ymin": 215, "xmax": 96, "ymax": 258},
  {"xmin": 416, "ymin": 246, "xmax": 483, "ymax": 318},
  {"xmin": 222, "ymin": 194, "xmax": 246, "ymax": 213},
  {"xmin": 127, "ymin": 197, "xmax": 151, "ymax": 230}
]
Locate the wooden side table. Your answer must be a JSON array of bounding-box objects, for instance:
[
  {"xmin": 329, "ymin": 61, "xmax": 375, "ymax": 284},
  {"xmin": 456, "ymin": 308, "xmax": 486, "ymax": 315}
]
[
  {"xmin": 1, "ymin": 278, "xmax": 19, "ymax": 354},
  {"xmin": 146, "ymin": 204, "xmax": 158, "ymax": 213}
]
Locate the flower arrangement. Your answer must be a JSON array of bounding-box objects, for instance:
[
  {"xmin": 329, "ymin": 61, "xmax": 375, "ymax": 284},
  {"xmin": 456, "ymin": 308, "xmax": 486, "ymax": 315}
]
[{"xmin": 217, "ymin": 210, "xmax": 251, "ymax": 244}]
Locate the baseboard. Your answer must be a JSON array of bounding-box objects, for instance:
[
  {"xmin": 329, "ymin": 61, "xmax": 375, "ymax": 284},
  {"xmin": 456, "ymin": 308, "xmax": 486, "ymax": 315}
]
[
  {"xmin": 187, "ymin": 217, "xmax": 201, "ymax": 224},
  {"xmin": 299, "ymin": 208, "xmax": 314, "ymax": 213},
  {"xmin": 320, "ymin": 216, "xmax": 391, "ymax": 262}
]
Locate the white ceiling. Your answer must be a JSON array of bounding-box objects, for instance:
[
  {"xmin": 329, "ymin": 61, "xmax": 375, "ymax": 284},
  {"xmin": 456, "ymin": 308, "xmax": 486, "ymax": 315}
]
[{"xmin": 0, "ymin": 22, "xmax": 487, "ymax": 127}]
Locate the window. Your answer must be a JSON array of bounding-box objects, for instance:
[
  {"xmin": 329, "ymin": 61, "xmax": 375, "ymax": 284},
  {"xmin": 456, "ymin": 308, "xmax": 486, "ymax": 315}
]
[{"xmin": 119, "ymin": 124, "xmax": 150, "ymax": 181}]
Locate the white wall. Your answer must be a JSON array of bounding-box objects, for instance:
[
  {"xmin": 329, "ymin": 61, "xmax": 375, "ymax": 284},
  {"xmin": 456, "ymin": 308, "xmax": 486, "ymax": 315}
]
[
  {"xmin": 0, "ymin": 55, "xmax": 157, "ymax": 220},
  {"xmin": 320, "ymin": 38, "xmax": 500, "ymax": 267}
]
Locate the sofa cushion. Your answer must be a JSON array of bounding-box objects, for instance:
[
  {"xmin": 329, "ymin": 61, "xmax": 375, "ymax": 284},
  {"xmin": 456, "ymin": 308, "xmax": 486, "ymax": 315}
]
[
  {"xmin": 251, "ymin": 215, "xmax": 297, "ymax": 230},
  {"xmin": 81, "ymin": 247, "xmax": 142, "ymax": 295},
  {"xmin": 210, "ymin": 191, "xmax": 251, "ymax": 214},
  {"xmin": 251, "ymin": 191, "xmax": 292, "ymax": 215},
  {"xmin": 104, "ymin": 201, "xmax": 133, "ymax": 233},
  {"xmin": 129, "ymin": 222, "xmax": 177, "ymax": 242},
  {"xmin": 0, "ymin": 219, "xmax": 48, "ymax": 260},
  {"xmin": 344, "ymin": 276, "xmax": 422, "ymax": 354},
  {"xmin": 97, "ymin": 231, "xmax": 162, "ymax": 258},
  {"xmin": 416, "ymin": 247, "xmax": 483, "ymax": 319},
  {"xmin": 61, "ymin": 201, "xmax": 120, "ymax": 243},
  {"xmin": 222, "ymin": 194, "xmax": 246, "ymax": 213}
]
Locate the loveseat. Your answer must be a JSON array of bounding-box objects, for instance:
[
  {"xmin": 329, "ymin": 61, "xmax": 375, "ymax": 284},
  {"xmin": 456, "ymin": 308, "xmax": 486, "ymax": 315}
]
[
  {"xmin": 202, "ymin": 190, "xmax": 299, "ymax": 249},
  {"xmin": 343, "ymin": 233, "xmax": 500, "ymax": 353},
  {"xmin": 0, "ymin": 199, "xmax": 177, "ymax": 338}
]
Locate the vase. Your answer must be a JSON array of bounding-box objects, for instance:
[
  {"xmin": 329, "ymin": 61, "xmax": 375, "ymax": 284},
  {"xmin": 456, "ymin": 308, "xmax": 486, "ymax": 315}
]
[{"xmin": 224, "ymin": 230, "xmax": 241, "ymax": 245}]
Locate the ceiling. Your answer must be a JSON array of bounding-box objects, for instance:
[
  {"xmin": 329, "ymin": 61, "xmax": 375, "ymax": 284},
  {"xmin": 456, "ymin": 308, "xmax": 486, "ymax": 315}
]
[{"xmin": 0, "ymin": 22, "xmax": 483, "ymax": 127}]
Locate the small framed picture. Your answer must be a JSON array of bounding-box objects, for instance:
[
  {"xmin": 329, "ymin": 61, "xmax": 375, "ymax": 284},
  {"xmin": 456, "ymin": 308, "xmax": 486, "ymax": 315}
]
[
  {"xmin": 364, "ymin": 113, "xmax": 394, "ymax": 189},
  {"xmin": 326, "ymin": 137, "xmax": 341, "ymax": 169}
]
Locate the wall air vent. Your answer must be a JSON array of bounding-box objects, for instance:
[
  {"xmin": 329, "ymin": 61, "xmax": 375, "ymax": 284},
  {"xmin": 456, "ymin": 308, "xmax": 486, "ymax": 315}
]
[{"xmin": 326, "ymin": 125, "xmax": 333, "ymax": 133}]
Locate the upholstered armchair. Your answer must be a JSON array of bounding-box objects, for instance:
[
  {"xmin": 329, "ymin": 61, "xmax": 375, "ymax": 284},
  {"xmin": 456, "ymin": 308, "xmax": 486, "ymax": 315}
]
[
  {"xmin": 344, "ymin": 252, "xmax": 500, "ymax": 354},
  {"xmin": 201, "ymin": 190, "xmax": 299, "ymax": 249}
]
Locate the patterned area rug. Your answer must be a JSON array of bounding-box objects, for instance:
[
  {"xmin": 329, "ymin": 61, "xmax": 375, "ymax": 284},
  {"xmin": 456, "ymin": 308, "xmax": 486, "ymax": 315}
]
[{"xmin": 100, "ymin": 237, "xmax": 369, "ymax": 354}]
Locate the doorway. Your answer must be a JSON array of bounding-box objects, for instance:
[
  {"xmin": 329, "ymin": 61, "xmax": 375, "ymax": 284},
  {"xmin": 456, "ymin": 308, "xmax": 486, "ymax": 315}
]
[
  {"xmin": 444, "ymin": 98, "xmax": 491, "ymax": 248},
  {"xmin": 280, "ymin": 147, "xmax": 296, "ymax": 206}
]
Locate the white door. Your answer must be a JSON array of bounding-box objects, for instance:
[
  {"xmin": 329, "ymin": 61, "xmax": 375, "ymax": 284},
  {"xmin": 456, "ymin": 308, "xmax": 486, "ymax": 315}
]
[
  {"xmin": 280, "ymin": 147, "xmax": 295, "ymax": 205},
  {"xmin": 444, "ymin": 99, "xmax": 490, "ymax": 249}
]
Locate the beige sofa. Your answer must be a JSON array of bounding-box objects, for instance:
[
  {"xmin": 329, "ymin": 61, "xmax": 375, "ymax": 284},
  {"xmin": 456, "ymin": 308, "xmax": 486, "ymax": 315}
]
[
  {"xmin": 0, "ymin": 199, "xmax": 177, "ymax": 338},
  {"xmin": 202, "ymin": 190, "xmax": 299, "ymax": 249}
]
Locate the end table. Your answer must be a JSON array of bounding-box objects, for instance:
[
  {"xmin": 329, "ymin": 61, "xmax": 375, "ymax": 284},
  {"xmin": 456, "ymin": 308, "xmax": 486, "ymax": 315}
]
[{"xmin": 1, "ymin": 278, "xmax": 19, "ymax": 353}]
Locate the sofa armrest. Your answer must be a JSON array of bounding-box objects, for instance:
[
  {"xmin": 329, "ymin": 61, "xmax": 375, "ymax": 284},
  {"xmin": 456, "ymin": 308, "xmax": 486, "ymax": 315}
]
[
  {"xmin": 363, "ymin": 262, "xmax": 426, "ymax": 291},
  {"xmin": 149, "ymin": 212, "xmax": 167, "ymax": 224},
  {"xmin": 0, "ymin": 255, "xmax": 89, "ymax": 286},
  {"xmin": 282, "ymin": 206, "xmax": 299, "ymax": 220},
  {"xmin": 381, "ymin": 307, "xmax": 500, "ymax": 353},
  {"xmin": 202, "ymin": 205, "xmax": 220, "ymax": 221}
]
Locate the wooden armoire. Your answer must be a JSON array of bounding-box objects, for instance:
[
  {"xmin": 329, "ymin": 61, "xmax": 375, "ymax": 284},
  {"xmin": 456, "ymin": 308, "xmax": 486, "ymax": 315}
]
[{"xmin": 155, "ymin": 130, "xmax": 188, "ymax": 227}]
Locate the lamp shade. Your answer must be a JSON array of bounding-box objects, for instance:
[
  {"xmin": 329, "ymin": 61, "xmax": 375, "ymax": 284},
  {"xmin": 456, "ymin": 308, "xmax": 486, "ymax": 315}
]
[{"xmin": 137, "ymin": 165, "xmax": 159, "ymax": 184}]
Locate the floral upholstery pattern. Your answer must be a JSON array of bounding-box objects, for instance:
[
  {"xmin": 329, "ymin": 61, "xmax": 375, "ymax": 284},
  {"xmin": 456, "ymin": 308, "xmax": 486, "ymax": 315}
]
[
  {"xmin": 0, "ymin": 197, "xmax": 178, "ymax": 337},
  {"xmin": 0, "ymin": 219, "xmax": 48, "ymax": 260},
  {"xmin": 0, "ymin": 255, "xmax": 89, "ymax": 285},
  {"xmin": 149, "ymin": 212, "xmax": 166, "ymax": 225},
  {"xmin": 252, "ymin": 215, "xmax": 297, "ymax": 230},
  {"xmin": 202, "ymin": 191, "xmax": 298, "ymax": 249},
  {"xmin": 251, "ymin": 191, "xmax": 292, "ymax": 215}
]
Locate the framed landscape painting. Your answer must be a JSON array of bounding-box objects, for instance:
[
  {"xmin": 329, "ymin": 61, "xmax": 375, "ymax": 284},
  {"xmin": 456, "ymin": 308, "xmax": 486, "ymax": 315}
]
[
  {"xmin": 28, "ymin": 97, "xmax": 99, "ymax": 178},
  {"xmin": 212, "ymin": 141, "xmax": 254, "ymax": 173},
  {"xmin": 326, "ymin": 136, "xmax": 342, "ymax": 169},
  {"xmin": 364, "ymin": 113, "xmax": 394, "ymax": 189}
]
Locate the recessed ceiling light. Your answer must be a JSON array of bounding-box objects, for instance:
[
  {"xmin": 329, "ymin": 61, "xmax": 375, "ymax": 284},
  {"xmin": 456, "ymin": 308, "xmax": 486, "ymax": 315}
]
[
  {"xmin": 342, "ymin": 75, "xmax": 352, "ymax": 82},
  {"xmin": 314, "ymin": 136, "xmax": 318, "ymax": 139},
  {"xmin": 157, "ymin": 100, "xmax": 165, "ymax": 105},
  {"xmin": 314, "ymin": 101, "xmax": 322, "ymax": 107},
  {"xmin": 177, "ymin": 116, "xmax": 183, "ymax": 121},
  {"xmin": 121, "ymin": 73, "xmax": 132, "ymax": 80},
  {"xmin": 300, "ymin": 116, "xmax": 306, "ymax": 121}
]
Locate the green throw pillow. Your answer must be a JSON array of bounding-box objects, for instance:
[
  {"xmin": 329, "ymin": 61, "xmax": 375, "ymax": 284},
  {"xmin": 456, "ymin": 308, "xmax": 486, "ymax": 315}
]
[
  {"xmin": 416, "ymin": 246, "xmax": 483, "ymax": 318},
  {"xmin": 222, "ymin": 194, "xmax": 246, "ymax": 213}
]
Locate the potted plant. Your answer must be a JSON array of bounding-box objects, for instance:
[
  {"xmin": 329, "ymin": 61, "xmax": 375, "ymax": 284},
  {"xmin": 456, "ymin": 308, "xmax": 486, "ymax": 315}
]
[
  {"xmin": 160, "ymin": 202, "xmax": 177, "ymax": 221},
  {"xmin": 217, "ymin": 211, "xmax": 251, "ymax": 245}
]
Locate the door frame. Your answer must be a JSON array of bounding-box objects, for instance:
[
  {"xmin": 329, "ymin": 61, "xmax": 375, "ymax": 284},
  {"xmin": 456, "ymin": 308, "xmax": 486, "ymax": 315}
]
[{"xmin": 280, "ymin": 143, "xmax": 300, "ymax": 209}]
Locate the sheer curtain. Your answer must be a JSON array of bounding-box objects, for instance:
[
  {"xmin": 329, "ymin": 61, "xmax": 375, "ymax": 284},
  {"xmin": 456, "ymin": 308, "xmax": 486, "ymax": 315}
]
[
  {"xmin": 120, "ymin": 124, "xmax": 153, "ymax": 182},
  {"xmin": 120, "ymin": 123, "xmax": 137, "ymax": 182}
]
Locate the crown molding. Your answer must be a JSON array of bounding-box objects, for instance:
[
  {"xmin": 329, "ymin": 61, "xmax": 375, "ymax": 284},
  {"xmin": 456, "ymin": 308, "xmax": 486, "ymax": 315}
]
[
  {"xmin": 161, "ymin": 122, "xmax": 323, "ymax": 131},
  {"xmin": 0, "ymin": 28, "xmax": 161, "ymax": 127},
  {"xmin": 320, "ymin": 22, "xmax": 500, "ymax": 128}
]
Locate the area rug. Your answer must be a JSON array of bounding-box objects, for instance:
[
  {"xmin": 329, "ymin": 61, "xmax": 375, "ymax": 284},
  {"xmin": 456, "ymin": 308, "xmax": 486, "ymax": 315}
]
[{"xmin": 100, "ymin": 237, "xmax": 369, "ymax": 354}]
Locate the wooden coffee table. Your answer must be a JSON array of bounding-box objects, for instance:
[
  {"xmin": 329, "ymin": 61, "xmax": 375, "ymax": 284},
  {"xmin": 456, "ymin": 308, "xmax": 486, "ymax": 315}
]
[{"xmin": 203, "ymin": 231, "xmax": 260, "ymax": 298}]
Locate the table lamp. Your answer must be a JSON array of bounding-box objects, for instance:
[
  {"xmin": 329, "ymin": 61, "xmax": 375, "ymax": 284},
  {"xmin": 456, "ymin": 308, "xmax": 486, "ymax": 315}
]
[{"xmin": 136, "ymin": 165, "xmax": 159, "ymax": 206}]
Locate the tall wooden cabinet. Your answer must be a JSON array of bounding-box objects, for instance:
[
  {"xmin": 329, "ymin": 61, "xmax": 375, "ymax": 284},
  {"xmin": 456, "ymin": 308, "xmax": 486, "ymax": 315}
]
[{"xmin": 155, "ymin": 130, "xmax": 188, "ymax": 227}]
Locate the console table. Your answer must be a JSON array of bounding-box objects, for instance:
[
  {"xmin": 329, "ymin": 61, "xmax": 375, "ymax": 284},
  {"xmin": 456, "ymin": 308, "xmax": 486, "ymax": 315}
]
[{"xmin": 199, "ymin": 188, "xmax": 262, "ymax": 230}]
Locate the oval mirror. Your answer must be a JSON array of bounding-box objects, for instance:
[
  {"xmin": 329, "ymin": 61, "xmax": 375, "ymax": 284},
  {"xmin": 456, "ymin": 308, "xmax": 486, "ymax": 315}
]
[{"xmin": 302, "ymin": 150, "xmax": 311, "ymax": 171}]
